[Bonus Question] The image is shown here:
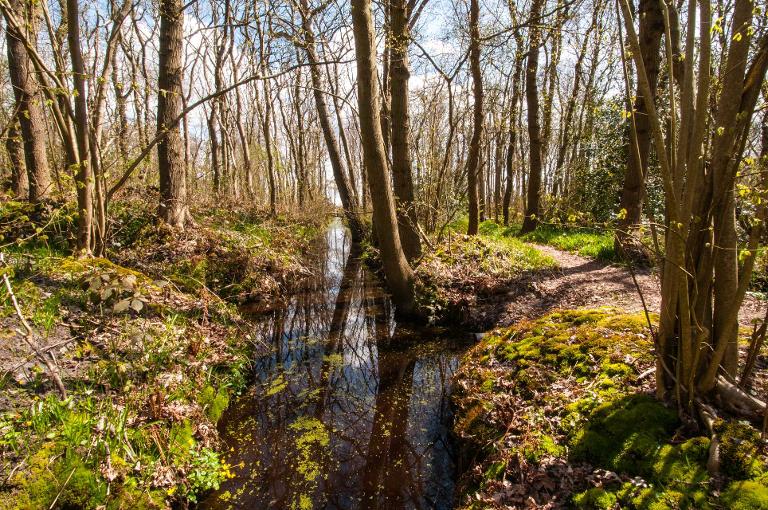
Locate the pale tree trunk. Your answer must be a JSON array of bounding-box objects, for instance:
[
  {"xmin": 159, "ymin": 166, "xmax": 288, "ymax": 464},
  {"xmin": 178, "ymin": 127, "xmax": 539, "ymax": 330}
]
[
  {"xmin": 67, "ymin": 0, "xmax": 93, "ymax": 254},
  {"xmin": 4, "ymin": 0, "xmax": 51, "ymax": 202},
  {"xmin": 466, "ymin": 0, "xmax": 483, "ymax": 235},
  {"xmin": 521, "ymin": 0, "xmax": 545, "ymax": 234},
  {"xmin": 350, "ymin": 0, "xmax": 417, "ymax": 317},
  {"xmin": 157, "ymin": 0, "xmax": 189, "ymax": 227},
  {"xmin": 388, "ymin": 0, "xmax": 421, "ymax": 261}
]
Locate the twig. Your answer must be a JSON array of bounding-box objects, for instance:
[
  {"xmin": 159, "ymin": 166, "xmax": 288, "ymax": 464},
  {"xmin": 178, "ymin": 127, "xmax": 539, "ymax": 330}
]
[{"xmin": 0, "ymin": 253, "xmax": 66, "ymax": 398}]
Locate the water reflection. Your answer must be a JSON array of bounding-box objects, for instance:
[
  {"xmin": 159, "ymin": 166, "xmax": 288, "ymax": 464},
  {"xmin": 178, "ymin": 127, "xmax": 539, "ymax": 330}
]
[{"xmin": 200, "ymin": 220, "xmax": 467, "ymax": 510}]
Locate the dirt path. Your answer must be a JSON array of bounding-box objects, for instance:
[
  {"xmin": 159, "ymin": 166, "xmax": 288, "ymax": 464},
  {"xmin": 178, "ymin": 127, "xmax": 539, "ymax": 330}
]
[{"xmin": 494, "ymin": 243, "xmax": 764, "ymax": 328}]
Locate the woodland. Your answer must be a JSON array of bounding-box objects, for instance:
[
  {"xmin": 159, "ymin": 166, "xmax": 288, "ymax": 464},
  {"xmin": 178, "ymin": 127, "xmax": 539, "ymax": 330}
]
[{"xmin": 0, "ymin": 0, "xmax": 767, "ymax": 507}]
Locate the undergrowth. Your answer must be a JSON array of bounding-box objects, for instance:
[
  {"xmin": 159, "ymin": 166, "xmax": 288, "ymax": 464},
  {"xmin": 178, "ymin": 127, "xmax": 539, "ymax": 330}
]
[
  {"xmin": 446, "ymin": 217, "xmax": 618, "ymax": 262},
  {"xmin": 0, "ymin": 197, "xmax": 331, "ymax": 508}
]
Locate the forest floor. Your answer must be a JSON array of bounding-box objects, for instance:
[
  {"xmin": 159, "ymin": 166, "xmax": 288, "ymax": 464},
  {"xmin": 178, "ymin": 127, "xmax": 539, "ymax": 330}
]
[
  {"xmin": 451, "ymin": 230, "xmax": 768, "ymax": 509},
  {"xmin": 496, "ymin": 242, "xmax": 764, "ymax": 328}
]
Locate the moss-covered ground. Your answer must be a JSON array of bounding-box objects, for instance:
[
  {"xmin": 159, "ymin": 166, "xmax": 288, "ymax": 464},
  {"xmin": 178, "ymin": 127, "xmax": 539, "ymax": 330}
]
[
  {"xmin": 0, "ymin": 198, "xmax": 329, "ymax": 508},
  {"xmin": 452, "ymin": 308, "xmax": 768, "ymax": 509}
]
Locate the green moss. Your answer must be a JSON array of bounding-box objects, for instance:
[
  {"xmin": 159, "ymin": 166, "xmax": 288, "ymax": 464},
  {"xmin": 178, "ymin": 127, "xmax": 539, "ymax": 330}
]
[
  {"xmin": 522, "ymin": 433, "xmax": 566, "ymax": 463},
  {"xmin": 717, "ymin": 420, "xmax": 765, "ymax": 479},
  {"xmin": 7, "ymin": 444, "xmax": 108, "ymax": 509},
  {"xmin": 570, "ymin": 436, "xmax": 712, "ymax": 509},
  {"xmin": 573, "ymin": 488, "xmax": 618, "ymax": 509},
  {"xmin": 484, "ymin": 461, "xmax": 506, "ymax": 480},
  {"xmin": 720, "ymin": 480, "xmax": 768, "ymax": 509},
  {"xmin": 453, "ymin": 308, "xmax": 768, "ymax": 510},
  {"xmin": 570, "ymin": 394, "xmax": 678, "ymax": 475}
]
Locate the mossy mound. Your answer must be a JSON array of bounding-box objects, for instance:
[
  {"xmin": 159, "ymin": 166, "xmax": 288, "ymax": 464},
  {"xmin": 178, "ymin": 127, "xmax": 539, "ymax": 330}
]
[
  {"xmin": 570, "ymin": 397, "xmax": 711, "ymax": 509},
  {"xmin": 452, "ymin": 308, "xmax": 768, "ymax": 509}
]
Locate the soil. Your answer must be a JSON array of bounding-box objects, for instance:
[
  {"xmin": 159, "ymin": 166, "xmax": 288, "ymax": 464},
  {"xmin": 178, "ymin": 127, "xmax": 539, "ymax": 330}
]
[{"xmin": 492, "ymin": 243, "xmax": 764, "ymax": 328}]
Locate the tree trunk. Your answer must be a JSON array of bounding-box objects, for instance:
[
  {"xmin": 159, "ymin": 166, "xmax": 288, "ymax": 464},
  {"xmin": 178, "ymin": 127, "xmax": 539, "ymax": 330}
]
[
  {"xmin": 388, "ymin": 0, "xmax": 421, "ymax": 261},
  {"xmin": 4, "ymin": 0, "xmax": 51, "ymax": 202},
  {"xmin": 350, "ymin": 0, "xmax": 417, "ymax": 317},
  {"xmin": 6, "ymin": 119, "xmax": 28, "ymax": 199},
  {"xmin": 157, "ymin": 0, "xmax": 188, "ymax": 227},
  {"xmin": 466, "ymin": 0, "xmax": 483, "ymax": 235},
  {"xmin": 67, "ymin": 0, "xmax": 93, "ymax": 254},
  {"xmin": 503, "ymin": 33, "xmax": 525, "ymax": 226},
  {"xmin": 617, "ymin": 0, "xmax": 664, "ymax": 233},
  {"xmin": 297, "ymin": 0, "xmax": 364, "ymax": 239},
  {"xmin": 521, "ymin": 0, "xmax": 545, "ymax": 234}
]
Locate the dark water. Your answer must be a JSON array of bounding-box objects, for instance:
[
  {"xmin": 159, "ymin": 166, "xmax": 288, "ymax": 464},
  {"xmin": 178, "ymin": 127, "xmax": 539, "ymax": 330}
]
[{"xmin": 199, "ymin": 219, "xmax": 471, "ymax": 510}]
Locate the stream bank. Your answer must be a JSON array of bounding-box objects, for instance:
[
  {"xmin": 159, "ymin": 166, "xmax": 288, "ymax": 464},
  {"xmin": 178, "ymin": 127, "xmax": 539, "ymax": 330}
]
[
  {"xmin": 0, "ymin": 200, "xmax": 331, "ymax": 509},
  {"xmin": 451, "ymin": 309, "xmax": 768, "ymax": 509}
]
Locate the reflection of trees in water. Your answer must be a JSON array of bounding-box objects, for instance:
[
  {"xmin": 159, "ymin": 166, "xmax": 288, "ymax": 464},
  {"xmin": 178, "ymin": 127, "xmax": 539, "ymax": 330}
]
[{"xmin": 202, "ymin": 222, "xmax": 459, "ymax": 510}]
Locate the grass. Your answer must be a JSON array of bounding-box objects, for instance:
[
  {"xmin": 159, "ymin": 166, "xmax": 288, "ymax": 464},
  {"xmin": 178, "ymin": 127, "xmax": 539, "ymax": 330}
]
[
  {"xmin": 472, "ymin": 220, "xmax": 619, "ymax": 262},
  {"xmin": 413, "ymin": 220, "xmax": 556, "ymax": 325},
  {"xmin": 447, "ymin": 217, "xmax": 618, "ymax": 262},
  {"xmin": 0, "ymin": 251, "xmax": 252, "ymax": 508},
  {"xmin": 0, "ymin": 200, "xmax": 331, "ymax": 508}
]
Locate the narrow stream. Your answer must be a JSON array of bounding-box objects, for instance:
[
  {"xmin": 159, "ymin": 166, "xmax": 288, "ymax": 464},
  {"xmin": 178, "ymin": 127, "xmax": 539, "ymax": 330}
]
[{"xmin": 199, "ymin": 219, "xmax": 471, "ymax": 510}]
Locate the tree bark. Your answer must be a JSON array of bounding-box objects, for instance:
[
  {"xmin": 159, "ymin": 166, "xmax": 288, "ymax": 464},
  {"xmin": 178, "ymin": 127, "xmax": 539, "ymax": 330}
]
[
  {"xmin": 503, "ymin": 33, "xmax": 525, "ymax": 225},
  {"xmin": 521, "ymin": 0, "xmax": 545, "ymax": 234},
  {"xmin": 350, "ymin": 0, "xmax": 418, "ymax": 317},
  {"xmin": 297, "ymin": 0, "xmax": 364, "ymax": 239},
  {"xmin": 466, "ymin": 0, "xmax": 483, "ymax": 235},
  {"xmin": 4, "ymin": 0, "xmax": 51, "ymax": 202},
  {"xmin": 157, "ymin": 0, "xmax": 189, "ymax": 227},
  {"xmin": 6, "ymin": 118, "xmax": 28, "ymax": 199},
  {"xmin": 388, "ymin": 0, "xmax": 421, "ymax": 261},
  {"xmin": 617, "ymin": 0, "xmax": 664, "ymax": 232},
  {"xmin": 67, "ymin": 0, "xmax": 93, "ymax": 254}
]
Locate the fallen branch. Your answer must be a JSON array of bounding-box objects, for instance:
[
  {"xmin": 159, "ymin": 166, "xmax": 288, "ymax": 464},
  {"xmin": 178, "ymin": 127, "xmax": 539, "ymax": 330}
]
[{"xmin": 0, "ymin": 253, "xmax": 67, "ymax": 398}]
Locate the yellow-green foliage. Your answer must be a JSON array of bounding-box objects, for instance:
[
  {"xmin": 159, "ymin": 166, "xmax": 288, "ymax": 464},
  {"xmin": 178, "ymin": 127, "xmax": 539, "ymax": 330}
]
[
  {"xmin": 721, "ymin": 480, "xmax": 768, "ymax": 509},
  {"xmin": 569, "ymin": 395, "xmax": 679, "ymax": 474},
  {"xmin": 570, "ymin": 400, "xmax": 712, "ymax": 509},
  {"xmin": 199, "ymin": 385, "xmax": 230, "ymax": 423},
  {"xmin": 0, "ymin": 254, "xmax": 249, "ymax": 508},
  {"xmin": 452, "ymin": 309, "xmax": 654, "ymax": 488}
]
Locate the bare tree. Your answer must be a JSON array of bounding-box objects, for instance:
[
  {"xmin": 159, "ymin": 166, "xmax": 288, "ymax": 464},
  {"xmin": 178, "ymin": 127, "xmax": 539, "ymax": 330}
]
[
  {"xmin": 3, "ymin": 0, "xmax": 51, "ymax": 202},
  {"xmin": 520, "ymin": 0, "xmax": 545, "ymax": 234},
  {"xmin": 350, "ymin": 0, "xmax": 417, "ymax": 316},
  {"xmin": 157, "ymin": 0, "xmax": 189, "ymax": 227}
]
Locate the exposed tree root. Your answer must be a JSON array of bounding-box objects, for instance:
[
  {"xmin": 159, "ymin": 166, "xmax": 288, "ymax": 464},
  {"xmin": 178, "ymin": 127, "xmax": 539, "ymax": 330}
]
[{"xmin": 717, "ymin": 375, "xmax": 767, "ymax": 418}]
